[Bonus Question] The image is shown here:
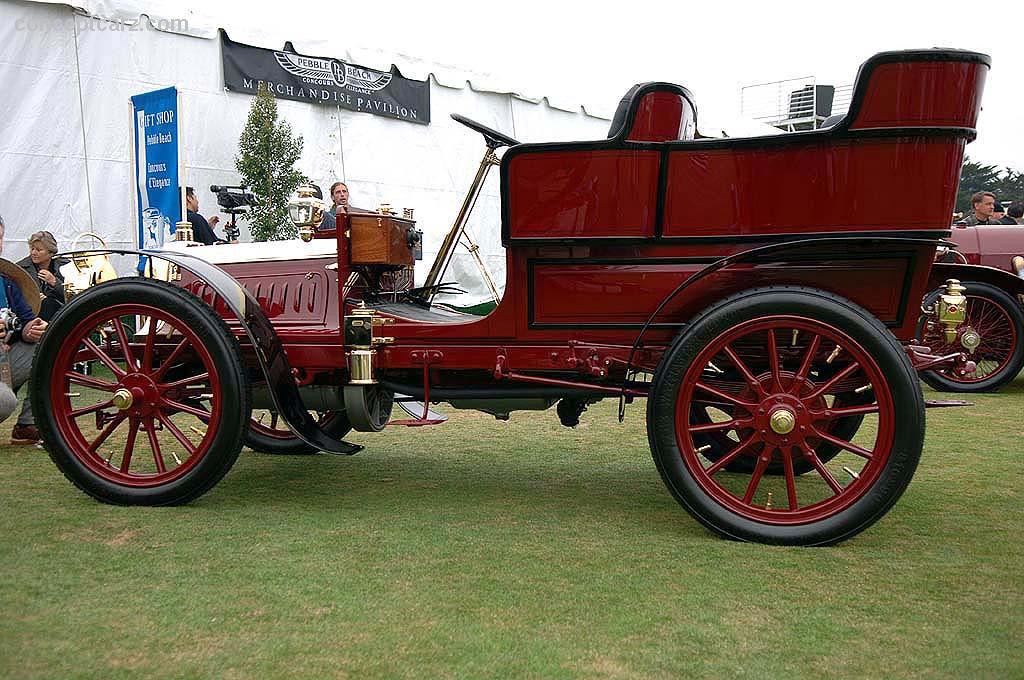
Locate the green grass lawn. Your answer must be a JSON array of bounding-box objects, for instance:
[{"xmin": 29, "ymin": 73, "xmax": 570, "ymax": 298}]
[{"xmin": 2, "ymin": 374, "xmax": 1022, "ymax": 679}]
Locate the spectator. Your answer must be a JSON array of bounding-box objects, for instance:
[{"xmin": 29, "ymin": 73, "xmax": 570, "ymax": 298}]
[
  {"xmin": 1002, "ymin": 201, "xmax": 1022, "ymax": 225},
  {"xmin": 319, "ymin": 181, "xmax": 373, "ymax": 230},
  {"xmin": 182, "ymin": 186, "xmax": 222, "ymax": 245},
  {"xmin": 18, "ymin": 230, "xmax": 68, "ymax": 320},
  {"xmin": 0, "ymin": 214, "xmax": 48, "ymax": 443},
  {"xmin": 992, "ymin": 202, "xmax": 1008, "ymax": 224},
  {"xmin": 962, "ymin": 191, "xmax": 1002, "ymax": 226}
]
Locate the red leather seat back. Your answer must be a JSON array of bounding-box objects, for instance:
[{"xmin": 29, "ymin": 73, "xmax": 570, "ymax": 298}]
[{"xmin": 627, "ymin": 91, "xmax": 696, "ymax": 142}]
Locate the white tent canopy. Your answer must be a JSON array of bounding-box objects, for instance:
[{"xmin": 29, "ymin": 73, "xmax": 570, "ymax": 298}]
[{"xmin": 1, "ymin": 0, "xmax": 616, "ymax": 302}]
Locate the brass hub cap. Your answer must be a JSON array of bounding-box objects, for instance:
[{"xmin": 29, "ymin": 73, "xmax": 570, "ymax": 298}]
[
  {"xmin": 114, "ymin": 374, "xmax": 161, "ymax": 417},
  {"xmin": 112, "ymin": 388, "xmax": 134, "ymax": 411},
  {"xmin": 960, "ymin": 327, "xmax": 981, "ymax": 352},
  {"xmin": 769, "ymin": 407, "xmax": 796, "ymax": 435}
]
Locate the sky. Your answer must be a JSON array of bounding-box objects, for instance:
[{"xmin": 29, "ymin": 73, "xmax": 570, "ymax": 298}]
[{"xmin": 179, "ymin": 0, "xmax": 1021, "ymax": 169}]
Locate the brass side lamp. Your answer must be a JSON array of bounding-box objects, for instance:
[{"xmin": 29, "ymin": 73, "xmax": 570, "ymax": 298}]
[{"xmin": 936, "ymin": 279, "xmax": 967, "ymax": 344}]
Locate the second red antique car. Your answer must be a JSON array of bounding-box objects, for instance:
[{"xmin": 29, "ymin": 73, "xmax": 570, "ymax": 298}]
[
  {"xmin": 32, "ymin": 49, "xmax": 990, "ymax": 546},
  {"xmin": 916, "ymin": 222, "xmax": 1024, "ymax": 392}
]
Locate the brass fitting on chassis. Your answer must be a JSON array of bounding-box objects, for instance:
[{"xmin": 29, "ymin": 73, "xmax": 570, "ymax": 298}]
[
  {"xmin": 936, "ymin": 279, "xmax": 968, "ymax": 344},
  {"xmin": 1012, "ymin": 256, "xmax": 1024, "ymax": 281},
  {"xmin": 343, "ymin": 305, "xmax": 395, "ymax": 385}
]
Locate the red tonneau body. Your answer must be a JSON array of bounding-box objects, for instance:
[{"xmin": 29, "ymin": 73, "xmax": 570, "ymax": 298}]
[{"xmin": 361, "ymin": 49, "xmax": 988, "ymax": 376}]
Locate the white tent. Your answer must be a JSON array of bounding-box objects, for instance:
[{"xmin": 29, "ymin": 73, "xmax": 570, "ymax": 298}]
[{"xmin": 0, "ymin": 0, "xmax": 613, "ymax": 302}]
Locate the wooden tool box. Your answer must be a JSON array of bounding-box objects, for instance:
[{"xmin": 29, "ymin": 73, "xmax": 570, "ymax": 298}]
[{"xmin": 349, "ymin": 214, "xmax": 417, "ymax": 267}]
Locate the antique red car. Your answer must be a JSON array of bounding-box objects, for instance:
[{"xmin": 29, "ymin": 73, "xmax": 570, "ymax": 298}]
[
  {"xmin": 33, "ymin": 49, "xmax": 990, "ymax": 546},
  {"xmin": 916, "ymin": 222, "xmax": 1024, "ymax": 392}
]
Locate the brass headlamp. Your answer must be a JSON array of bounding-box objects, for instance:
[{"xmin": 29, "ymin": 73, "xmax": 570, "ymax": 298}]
[
  {"xmin": 936, "ymin": 279, "xmax": 967, "ymax": 344},
  {"xmin": 287, "ymin": 185, "xmax": 326, "ymax": 242}
]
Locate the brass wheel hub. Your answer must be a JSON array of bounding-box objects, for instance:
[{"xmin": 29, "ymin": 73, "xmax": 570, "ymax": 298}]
[
  {"xmin": 769, "ymin": 408, "xmax": 796, "ymax": 435},
  {"xmin": 112, "ymin": 375, "xmax": 160, "ymax": 417},
  {"xmin": 960, "ymin": 327, "xmax": 981, "ymax": 353},
  {"xmin": 112, "ymin": 388, "xmax": 134, "ymax": 411}
]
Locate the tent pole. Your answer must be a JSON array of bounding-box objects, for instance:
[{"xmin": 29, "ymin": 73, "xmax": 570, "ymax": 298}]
[
  {"xmin": 128, "ymin": 99, "xmax": 137, "ymax": 249},
  {"xmin": 336, "ymin": 107, "xmax": 346, "ymax": 182},
  {"xmin": 72, "ymin": 13, "xmax": 96, "ymax": 231},
  {"xmin": 178, "ymin": 89, "xmax": 187, "ymax": 223},
  {"xmin": 508, "ymin": 93, "xmax": 517, "ymax": 143}
]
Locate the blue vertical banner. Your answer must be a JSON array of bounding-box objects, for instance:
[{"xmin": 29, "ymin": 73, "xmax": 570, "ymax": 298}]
[{"xmin": 130, "ymin": 87, "xmax": 179, "ymax": 266}]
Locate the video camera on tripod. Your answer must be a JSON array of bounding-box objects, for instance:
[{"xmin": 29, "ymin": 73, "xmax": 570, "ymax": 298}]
[{"xmin": 210, "ymin": 184, "xmax": 255, "ymax": 242}]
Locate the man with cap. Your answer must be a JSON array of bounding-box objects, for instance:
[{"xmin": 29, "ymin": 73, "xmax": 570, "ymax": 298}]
[{"xmin": 0, "ymin": 214, "xmax": 49, "ymax": 443}]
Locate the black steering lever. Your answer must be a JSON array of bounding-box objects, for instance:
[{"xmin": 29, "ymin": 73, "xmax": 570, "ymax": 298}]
[{"xmin": 450, "ymin": 114, "xmax": 519, "ymax": 149}]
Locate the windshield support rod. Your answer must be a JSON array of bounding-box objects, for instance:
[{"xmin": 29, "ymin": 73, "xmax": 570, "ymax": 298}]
[{"xmin": 421, "ymin": 147, "xmax": 501, "ymax": 304}]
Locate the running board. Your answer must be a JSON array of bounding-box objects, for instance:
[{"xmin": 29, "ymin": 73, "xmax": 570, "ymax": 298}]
[{"xmin": 390, "ymin": 394, "xmax": 449, "ymax": 427}]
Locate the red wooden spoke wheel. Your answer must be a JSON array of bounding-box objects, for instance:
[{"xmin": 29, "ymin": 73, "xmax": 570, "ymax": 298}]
[
  {"xmin": 916, "ymin": 281, "xmax": 1024, "ymax": 393},
  {"xmin": 245, "ymin": 409, "xmax": 352, "ymax": 455},
  {"xmin": 33, "ymin": 280, "xmax": 250, "ymax": 506},
  {"xmin": 648, "ymin": 288, "xmax": 924, "ymax": 546},
  {"xmin": 689, "ymin": 385, "xmax": 871, "ymax": 476}
]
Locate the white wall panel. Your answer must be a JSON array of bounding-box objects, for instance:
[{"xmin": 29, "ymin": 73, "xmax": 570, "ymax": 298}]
[{"xmin": 1, "ymin": 0, "xmax": 610, "ymax": 300}]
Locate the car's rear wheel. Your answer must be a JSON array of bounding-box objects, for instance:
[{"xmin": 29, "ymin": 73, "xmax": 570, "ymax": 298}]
[
  {"xmin": 648, "ymin": 287, "xmax": 923, "ymax": 546},
  {"xmin": 690, "ymin": 388, "xmax": 871, "ymax": 476}
]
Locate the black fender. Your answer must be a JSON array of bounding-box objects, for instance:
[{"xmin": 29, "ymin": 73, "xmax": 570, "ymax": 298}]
[
  {"xmin": 928, "ymin": 262, "xmax": 1024, "ymax": 303},
  {"xmin": 62, "ymin": 249, "xmax": 361, "ymax": 455}
]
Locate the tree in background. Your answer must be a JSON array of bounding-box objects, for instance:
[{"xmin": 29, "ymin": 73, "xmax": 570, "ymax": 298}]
[
  {"xmin": 236, "ymin": 84, "xmax": 305, "ymax": 241},
  {"xmin": 992, "ymin": 169, "xmax": 1024, "ymax": 207},
  {"xmin": 957, "ymin": 157, "xmax": 1023, "ymax": 214}
]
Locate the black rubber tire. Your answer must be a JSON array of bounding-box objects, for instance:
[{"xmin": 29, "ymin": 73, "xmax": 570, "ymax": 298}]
[
  {"xmin": 32, "ymin": 279, "xmax": 251, "ymax": 506},
  {"xmin": 916, "ymin": 281, "xmax": 1024, "ymax": 393},
  {"xmin": 647, "ymin": 286, "xmax": 925, "ymax": 546},
  {"xmin": 244, "ymin": 410, "xmax": 353, "ymax": 455}
]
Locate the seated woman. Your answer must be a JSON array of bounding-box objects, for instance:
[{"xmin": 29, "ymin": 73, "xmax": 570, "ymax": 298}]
[{"xmin": 18, "ymin": 230, "xmax": 68, "ymax": 320}]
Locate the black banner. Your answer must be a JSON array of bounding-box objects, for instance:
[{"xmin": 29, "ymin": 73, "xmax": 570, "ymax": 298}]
[{"xmin": 220, "ymin": 30, "xmax": 430, "ymax": 125}]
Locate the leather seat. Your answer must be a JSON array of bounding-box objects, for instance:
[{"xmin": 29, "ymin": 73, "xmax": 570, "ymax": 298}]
[
  {"xmin": 607, "ymin": 83, "xmax": 697, "ymax": 142},
  {"xmin": 608, "ymin": 84, "xmax": 644, "ymax": 137}
]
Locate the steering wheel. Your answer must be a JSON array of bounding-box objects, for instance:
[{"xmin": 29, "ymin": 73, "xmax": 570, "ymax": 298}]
[{"xmin": 450, "ymin": 114, "xmax": 519, "ymax": 149}]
